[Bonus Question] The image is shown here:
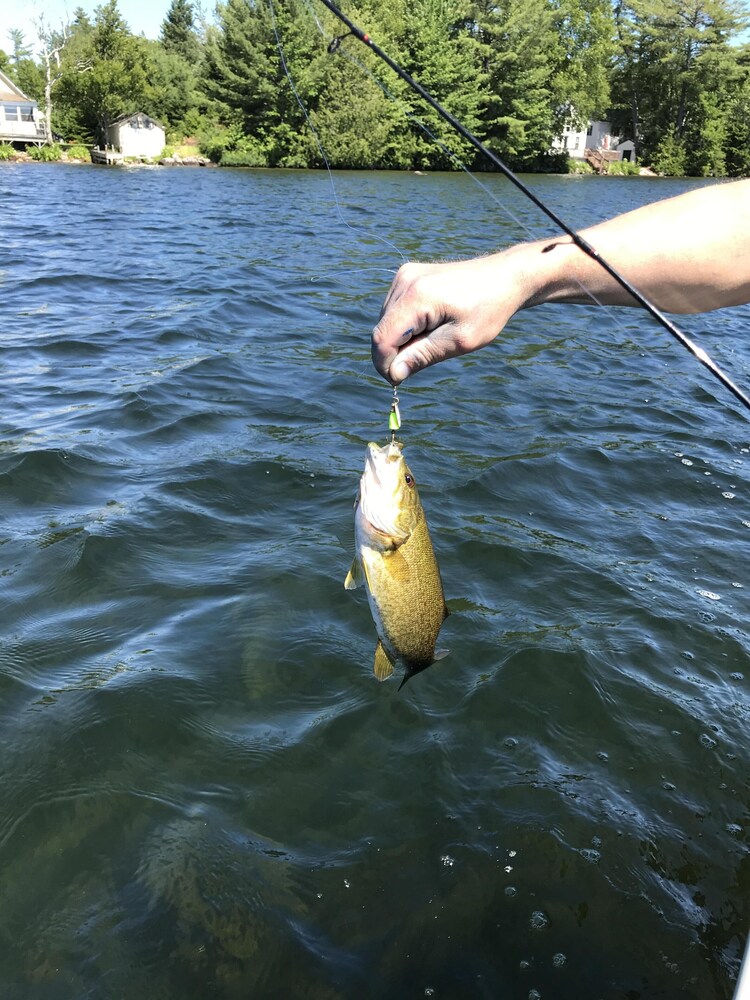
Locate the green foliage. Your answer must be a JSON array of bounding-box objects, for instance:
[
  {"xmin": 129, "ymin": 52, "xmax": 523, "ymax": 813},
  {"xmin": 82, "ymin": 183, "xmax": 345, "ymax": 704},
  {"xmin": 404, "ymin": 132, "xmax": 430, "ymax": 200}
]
[
  {"xmin": 220, "ymin": 147, "xmax": 268, "ymax": 167},
  {"xmin": 606, "ymin": 158, "xmax": 640, "ymax": 174},
  {"xmin": 0, "ymin": 143, "xmax": 15, "ymax": 160},
  {"xmin": 65, "ymin": 143, "xmax": 91, "ymax": 159},
  {"xmin": 610, "ymin": 0, "xmax": 749, "ymax": 171},
  {"xmin": 141, "ymin": 39, "xmax": 200, "ymax": 130},
  {"xmin": 567, "ymin": 156, "xmax": 595, "ymax": 173},
  {"xmin": 26, "ymin": 144, "xmax": 63, "ymax": 161},
  {"xmin": 474, "ymin": 0, "xmax": 560, "ymax": 168},
  {"xmin": 3, "ymin": 30, "xmax": 44, "ymax": 102},
  {"xmin": 550, "ymin": 0, "xmax": 617, "ymax": 123},
  {"xmin": 724, "ymin": 53, "xmax": 750, "ymax": 176},
  {"xmin": 651, "ymin": 126, "xmax": 688, "ymax": 175}
]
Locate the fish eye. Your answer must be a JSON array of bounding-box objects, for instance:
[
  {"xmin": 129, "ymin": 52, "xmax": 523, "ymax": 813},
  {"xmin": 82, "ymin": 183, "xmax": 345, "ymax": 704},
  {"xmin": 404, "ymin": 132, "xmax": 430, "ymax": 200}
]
[{"xmin": 405, "ymin": 474, "xmax": 414, "ymax": 487}]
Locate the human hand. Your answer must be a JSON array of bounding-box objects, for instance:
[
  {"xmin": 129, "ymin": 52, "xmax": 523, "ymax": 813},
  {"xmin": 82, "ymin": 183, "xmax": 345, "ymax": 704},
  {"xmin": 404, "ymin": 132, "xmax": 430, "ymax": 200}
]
[{"xmin": 371, "ymin": 250, "xmax": 534, "ymax": 384}]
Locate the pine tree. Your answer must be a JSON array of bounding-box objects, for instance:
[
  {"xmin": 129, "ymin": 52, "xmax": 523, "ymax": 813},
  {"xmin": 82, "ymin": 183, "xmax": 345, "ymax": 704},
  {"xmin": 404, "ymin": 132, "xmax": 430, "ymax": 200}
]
[
  {"xmin": 474, "ymin": 0, "xmax": 561, "ymax": 168},
  {"xmin": 7, "ymin": 28, "xmax": 33, "ymax": 65},
  {"xmin": 160, "ymin": 0, "xmax": 200, "ymax": 64}
]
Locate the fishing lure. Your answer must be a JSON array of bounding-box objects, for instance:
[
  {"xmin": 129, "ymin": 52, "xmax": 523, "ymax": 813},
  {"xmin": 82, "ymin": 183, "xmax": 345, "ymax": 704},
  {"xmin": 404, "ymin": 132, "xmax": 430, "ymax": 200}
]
[
  {"xmin": 318, "ymin": 0, "xmax": 750, "ymax": 417},
  {"xmin": 389, "ymin": 386, "xmax": 401, "ymax": 439}
]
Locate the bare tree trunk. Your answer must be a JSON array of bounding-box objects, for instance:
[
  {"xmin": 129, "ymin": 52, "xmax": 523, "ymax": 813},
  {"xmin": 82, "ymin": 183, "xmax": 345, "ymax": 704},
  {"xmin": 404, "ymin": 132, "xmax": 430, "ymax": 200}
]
[{"xmin": 36, "ymin": 18, "xmax": 68, "ymax": 144}]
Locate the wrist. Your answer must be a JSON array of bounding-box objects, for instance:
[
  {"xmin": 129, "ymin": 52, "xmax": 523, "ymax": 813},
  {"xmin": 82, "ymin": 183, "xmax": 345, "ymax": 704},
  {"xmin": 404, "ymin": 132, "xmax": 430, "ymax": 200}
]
[{"xmin": 514, "ymin": 238, "xmax": 585, "ymax": 309}]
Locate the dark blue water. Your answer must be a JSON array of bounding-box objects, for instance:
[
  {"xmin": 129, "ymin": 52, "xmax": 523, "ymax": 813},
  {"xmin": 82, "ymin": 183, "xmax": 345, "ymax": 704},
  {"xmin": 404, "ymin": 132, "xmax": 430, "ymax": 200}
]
[{"xmin": 0, "ymin": 163, "xmax": 748, "ymax": 999}]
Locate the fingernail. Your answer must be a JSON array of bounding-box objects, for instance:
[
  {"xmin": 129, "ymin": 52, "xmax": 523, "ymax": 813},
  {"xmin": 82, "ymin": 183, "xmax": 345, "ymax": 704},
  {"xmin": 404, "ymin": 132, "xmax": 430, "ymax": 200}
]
[{"xmin": 391, "ymin": 361, "xmax": 409, "ymax": 383}]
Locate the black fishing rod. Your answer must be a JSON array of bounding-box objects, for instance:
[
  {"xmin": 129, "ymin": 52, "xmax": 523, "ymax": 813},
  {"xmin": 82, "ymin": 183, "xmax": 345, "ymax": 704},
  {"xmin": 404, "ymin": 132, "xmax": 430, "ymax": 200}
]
[{"xmin": 317, "ymin": 0, "xmax": 750, "ymax": 415}]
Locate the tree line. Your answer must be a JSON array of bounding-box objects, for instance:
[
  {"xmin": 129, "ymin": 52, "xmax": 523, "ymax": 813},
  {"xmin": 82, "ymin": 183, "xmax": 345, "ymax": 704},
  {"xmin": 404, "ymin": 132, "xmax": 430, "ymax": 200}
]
[{"xmin": 2, "ymin": 0, "xmax": 749, "ymax": 175}]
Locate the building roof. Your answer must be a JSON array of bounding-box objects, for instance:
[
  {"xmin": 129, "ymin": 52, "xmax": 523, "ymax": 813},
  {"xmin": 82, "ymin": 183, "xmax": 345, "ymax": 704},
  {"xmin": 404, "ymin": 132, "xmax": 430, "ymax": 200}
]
[
  {"xmin": 109, "ymin": 111, "xmax": 165, "ymax": 130},
  {"xmin": 0, "ymin": 69, "xmax": 36, "ymax": 104}
]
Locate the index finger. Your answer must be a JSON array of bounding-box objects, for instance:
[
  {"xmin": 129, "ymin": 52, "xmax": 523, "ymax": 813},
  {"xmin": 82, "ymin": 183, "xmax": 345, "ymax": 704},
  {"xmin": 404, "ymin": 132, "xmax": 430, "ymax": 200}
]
[{"xmin": 371, "ymin": 310, "xmax": 422, "ymax": 383}]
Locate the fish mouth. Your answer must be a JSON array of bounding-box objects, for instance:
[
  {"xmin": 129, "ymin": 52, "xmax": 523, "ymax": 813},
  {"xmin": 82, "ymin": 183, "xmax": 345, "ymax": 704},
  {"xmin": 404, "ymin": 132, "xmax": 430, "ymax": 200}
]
[
  {"xmin": 360, "ymin": 440, "xmax": 406, "ymax": 540},
  {"xmin": 364, "ymin": 439, "xmax": 402, "ymax": 485}
]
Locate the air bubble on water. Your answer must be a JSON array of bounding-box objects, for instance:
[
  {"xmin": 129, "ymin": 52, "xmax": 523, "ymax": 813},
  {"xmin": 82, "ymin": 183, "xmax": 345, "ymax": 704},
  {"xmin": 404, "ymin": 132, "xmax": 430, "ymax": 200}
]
[
  {"xmin": 722, "ymin": 492, "xmax": 736, "ymax": 499},
  {"xmin": 596, "ymin": 751, "xmax": 609, "ymax": 762},
  {"xmin": 697, "ymin": 589, "xmax": 721, "ymax": 601},
  {"xmin": 504, "ymin": 737, "xmax": 518, "ymax": 748},
  {"xmin": 505, "ymin": 886, "xmax": 517, "ymax": 897},
  {"xmin": 552, "ymin": 953, "xmax": 567, "ymax": 968},
  {"xmin": 508, "ymin": 850, "xmax": 517, "ymax": 858},
  {"xmin": 731, "ymin": 581, "xmax": 743, "ymax": 588},
  {"xmin": 528, "ymin": 989, "xmax": 542, "ymax": 999},
  {"xmin": 343, "ymin": 879, "xmax": 350, "ymax": 888},
  {"xmin": 729, "ymin": 672, "xmax": 744, "ymax": 681},
  {"xmin": 682, "ymin": 650, "xmax": 694, "ymax": 660},
  {"xmin": 441, "ymin": 855, "xmax": 455, "ymax": 867},
  {"xmin": 424, "ymin": 989, "xmax": 435, "ymax": 997},
  {"xmin": 519, "ymin": 960, "xmax": 530, "ymax": 971},
  {"xmin": 699, "ymin": 733, "xmax": 718, "ymax": 750},
  {"xmin": 579, "ymin": 848, "xmax": 601, "ymax": 864},
  {"xmin": 663, "ymin": 781, "xmax": 676, "ymax": 791},
  {"xmin": 529, "ymin": 911, "xmax": 549, "ymax": 930},
  {"xmin": 591, "ymin": 836, "xmax": 602, "ymax": 848},
  {"xmin": 727, "ymin": 823, "xmax": 742, "ymax": 837},
  {"xmin": 316, "ymin": 893, "xmax": 323, "ymax": 899},
  {"xmin": 504, "ymin": 866, "xmax": 513, "ymax": 873},
  {"xmin": 681, "ymin": 458, "xmax": 693, "ymax": 466}
]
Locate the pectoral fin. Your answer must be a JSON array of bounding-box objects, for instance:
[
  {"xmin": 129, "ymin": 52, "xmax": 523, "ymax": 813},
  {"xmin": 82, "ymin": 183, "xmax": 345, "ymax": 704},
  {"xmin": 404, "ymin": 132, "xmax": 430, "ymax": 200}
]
[
  {"xmin": 344, "ymin": 557, "xmax": 365, "ymax": 590},
  {"xmin": 374, "ymin": 640, "xmax": 395, "ymax": 681},
  {"xmin": 385, "ymin": 548, "xmax": 411, "ymax": 583}
]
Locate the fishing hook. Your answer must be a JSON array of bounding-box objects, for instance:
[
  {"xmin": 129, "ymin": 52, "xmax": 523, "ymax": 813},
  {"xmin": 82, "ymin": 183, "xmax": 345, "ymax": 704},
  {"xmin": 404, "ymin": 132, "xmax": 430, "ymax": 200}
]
[{"xmin": 319, "ymin": 0, "xmax": 750, "ymax": 416}]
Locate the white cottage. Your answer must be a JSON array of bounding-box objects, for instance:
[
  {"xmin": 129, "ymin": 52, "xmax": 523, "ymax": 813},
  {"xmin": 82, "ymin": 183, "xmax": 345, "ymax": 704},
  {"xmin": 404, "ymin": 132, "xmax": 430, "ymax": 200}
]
[
  {"xmin": 0, "ymin": 69, "xmax": 47, "ymax": 146},
  {"xmin": 553, "ymin": 118, "xmax": 635, "ymax": 162},
  {"xmin": 105, "ymin": 113, "xmax": 165, "ymax": 158}
]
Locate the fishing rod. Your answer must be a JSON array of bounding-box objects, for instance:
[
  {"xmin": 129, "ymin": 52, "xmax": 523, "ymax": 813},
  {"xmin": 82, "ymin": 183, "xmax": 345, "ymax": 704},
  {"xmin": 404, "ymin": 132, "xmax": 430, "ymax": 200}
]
[{"xmin": 316, "ymin": 0, "xmax": 750, "ymax": 416}]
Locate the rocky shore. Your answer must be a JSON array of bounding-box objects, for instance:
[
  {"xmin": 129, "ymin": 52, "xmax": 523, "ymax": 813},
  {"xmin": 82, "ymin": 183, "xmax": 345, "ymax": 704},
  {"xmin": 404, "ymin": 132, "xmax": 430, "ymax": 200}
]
[{"xmin": 2, "ymin": 148, "xmax": 214, "ymax": 167}]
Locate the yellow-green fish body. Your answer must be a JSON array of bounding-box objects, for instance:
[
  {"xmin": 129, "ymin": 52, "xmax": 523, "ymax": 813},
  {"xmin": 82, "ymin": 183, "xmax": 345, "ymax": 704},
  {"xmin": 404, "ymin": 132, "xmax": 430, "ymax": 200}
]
[{"xmin": 345, "ymin": 440, "xmax": 448, "ymax": 686}]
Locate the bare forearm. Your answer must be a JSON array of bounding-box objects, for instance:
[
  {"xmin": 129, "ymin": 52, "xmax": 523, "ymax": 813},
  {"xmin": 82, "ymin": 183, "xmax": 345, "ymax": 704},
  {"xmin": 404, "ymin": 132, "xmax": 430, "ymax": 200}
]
[{"xmin": 527, "ymin": 179, "xmax": 750, "ymax": 314}]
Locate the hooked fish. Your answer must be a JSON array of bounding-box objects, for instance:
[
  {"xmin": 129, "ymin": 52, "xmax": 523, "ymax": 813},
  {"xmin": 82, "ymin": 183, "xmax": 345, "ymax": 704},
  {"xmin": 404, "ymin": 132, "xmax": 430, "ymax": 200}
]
[{"xmin": 344, "ymin": 439, "xmax": 449, "ymax": 688}]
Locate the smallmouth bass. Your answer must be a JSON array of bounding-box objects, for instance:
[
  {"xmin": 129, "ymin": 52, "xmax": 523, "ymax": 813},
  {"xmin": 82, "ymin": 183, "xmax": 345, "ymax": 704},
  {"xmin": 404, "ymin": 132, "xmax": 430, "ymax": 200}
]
[{"xmin": 344, "ymin": 440, "xmax": 448, "ymax": 688}]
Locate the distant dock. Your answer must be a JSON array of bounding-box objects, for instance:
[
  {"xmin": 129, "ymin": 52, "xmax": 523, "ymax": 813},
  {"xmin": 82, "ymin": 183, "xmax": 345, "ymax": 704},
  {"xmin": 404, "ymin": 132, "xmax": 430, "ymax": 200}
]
[{"xmin": 91, "ymin": 147, "xmax": 124, "ymax": 166}]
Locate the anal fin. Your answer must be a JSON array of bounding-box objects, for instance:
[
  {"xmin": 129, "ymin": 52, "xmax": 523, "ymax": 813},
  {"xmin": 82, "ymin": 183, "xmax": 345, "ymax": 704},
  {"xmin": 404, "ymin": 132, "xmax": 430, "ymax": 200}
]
[{"xmin": 374, "ymin": 640, "xmax": 395, "ymax": 681}]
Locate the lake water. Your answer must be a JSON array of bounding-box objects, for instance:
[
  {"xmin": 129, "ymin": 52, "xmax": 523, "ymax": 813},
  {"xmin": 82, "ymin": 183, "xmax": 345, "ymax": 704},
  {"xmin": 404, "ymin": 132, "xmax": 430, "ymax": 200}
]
[{"xmin": 1, "ymin": 162, "xmax": 748, "ymax": 999}]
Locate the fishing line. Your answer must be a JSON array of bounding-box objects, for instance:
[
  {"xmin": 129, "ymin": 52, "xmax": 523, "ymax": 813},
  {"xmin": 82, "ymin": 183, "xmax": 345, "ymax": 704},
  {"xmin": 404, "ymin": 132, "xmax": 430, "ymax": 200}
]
[
  {"xmin": 268, "ymin": 0, "xmax": 417, "ymax": 404},
  {"xmin": 314, "ymin": 0, "xmax": 750, "ymax": 416}
]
